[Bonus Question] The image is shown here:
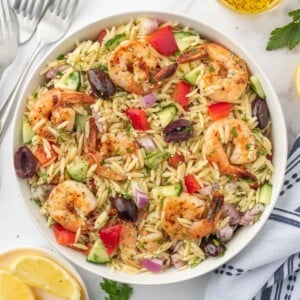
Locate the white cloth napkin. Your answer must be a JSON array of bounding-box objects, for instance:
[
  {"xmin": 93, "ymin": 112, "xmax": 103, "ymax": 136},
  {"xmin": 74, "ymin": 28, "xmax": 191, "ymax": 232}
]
[{"xmin": 205, "ymin": 137, "xmax": 300, "ymax": 300}]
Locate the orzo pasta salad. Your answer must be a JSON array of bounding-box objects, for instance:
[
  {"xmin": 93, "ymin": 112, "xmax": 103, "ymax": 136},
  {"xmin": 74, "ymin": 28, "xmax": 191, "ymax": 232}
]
[{"xmin": 14, "ymin": 17, "xmax": 273, "ymax": 274}]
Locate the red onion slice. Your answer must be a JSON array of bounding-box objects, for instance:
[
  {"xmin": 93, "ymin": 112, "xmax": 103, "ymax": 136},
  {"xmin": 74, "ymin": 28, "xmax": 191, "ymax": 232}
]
[
  {"xmin": 141, "ymin": 258, "xmax": 163, "ymax": 273},
  {"xmin": 139, "ymin": 18, "xmax": 158, "ymax": 35},
  {"xmin": 171, "ymin": 255, "xmax": 186, "ymax": 269},
  {"xmin": 91, "ymin": 107, "xmax": 104, "ymax": 133},
  {"xmin": 46, "ymin": 64, "xmax": 69, "ymax": 79},
  {"xmin": 141, "ymin": 94, "xmax": 156, "ymax": 108},
  {"xmin": 137, "ymin": 135, "xmax": 156, "ymax": 151},
  {"xmin": 131, "ymin": 182, "xmax": 149, "ymax": 209}
]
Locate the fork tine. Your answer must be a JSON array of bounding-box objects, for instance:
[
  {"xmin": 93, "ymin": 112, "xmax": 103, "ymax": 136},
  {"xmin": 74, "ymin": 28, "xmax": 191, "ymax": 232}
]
[
  {"xmin": 64, "ymin": 0, "xmax": 79, "ymax": 21},
  {"xmin": 60, "ymin": 0, "xmax": 70, "ymax": 19},
  {"xmin": 31, "ymin": 0, "xmax": 43, "ymax": 21},
  {"xmin": 12, "ymin": 0, "xmax": 21, "ymax": 13},
  {"xmin": 0, "ymin": 0, "xmax": 7, "ymax": 39},
  {"xmin": 19, "ymin": 0, "xmax": 29, "ymax": 17},
  {"xmin": 0, "ymin": 0, "xmax": 11, "ymax": 38},
  {"xmin": 27, "ymin": 0, "xmax": 35, "ymax": 19}
]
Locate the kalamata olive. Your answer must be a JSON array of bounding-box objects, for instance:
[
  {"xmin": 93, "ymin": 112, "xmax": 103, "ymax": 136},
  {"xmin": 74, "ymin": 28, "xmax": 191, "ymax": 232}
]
[
  {"xmin": 200, "ymin": 236, "xmax": 226, "ymax": 257},
  {"xmin": 14, "ymin": 146, "xmax": 36, "ymax": 179},
  {"xmin": 153, "ymin": 63, "xmax": 178, "ymax": 82},
  {"xmin": 87, "ymin": 69, "xmax": 115, "ymax": 99},
  {"xmin": 252, "ymin": 98, "xmax": 270, "ymax": 129},
  {"xmin": 163, "ymin": 119, "xmax": 193, "ymax": 143},
  {"xmin": 111, "ymin": 196, "xmax": 138, "ymax": 222}
]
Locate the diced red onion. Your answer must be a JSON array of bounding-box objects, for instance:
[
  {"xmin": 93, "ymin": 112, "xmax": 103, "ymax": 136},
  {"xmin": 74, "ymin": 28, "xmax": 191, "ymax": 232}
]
[
  {"xmin": 91, "ymin": 107, "xmax": 104, "ymax": 133},
  {"xmin": 131, "ymin": 182, "xmax": 149, "ymax": 209},
  {"xmin": 141, "ymin": 94, "xmax": 156, "ymax": 108},
  {"xmin": 239, "ymin": 204, "xmax": 265, "ymax": 226},
  {"xmin": 198, "ymin": 183, "xmax": 219, "ymax": 196},
  {"xmin": 226, "ymin": 181, "xmax": 238, "ymax": 191},
  {"xmin": 173, "ymin": 241, "xmax": 182, "ymax": 253},
  {"xmin": 222, "ymin": 203, "xmax": 242, "ymax": 225},
  {"xmin": 141, "ymin": 258, "xmax": 163, "ymax": 273},
  {"xmin": 171, "ymin": 255, "xmax": 186, "ymax": 269},
  {"xmin": 137, "ymin": 135, "xmax": 156, "ymax": 151},
  {"xmin": 139, "ymin": 18, "xmax": 159, "ymax": 35},
  {"xmin": 30, "ymin": 184, "xmax": 55, "ymax": 201},
  {"xmin": 218, "ymin": 224, "xmax": 235, "ymax": 242},
  {"xmin": 46, "ymin": 64, "xmax": 69, "ymax": 79}
]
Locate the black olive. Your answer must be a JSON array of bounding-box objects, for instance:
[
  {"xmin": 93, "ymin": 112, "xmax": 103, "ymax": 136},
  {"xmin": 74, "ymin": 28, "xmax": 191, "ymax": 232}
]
[
  {"xmin": 111, "ymin": 196, "xmax": 138, "ymax": 222},
  {"xmin": 252, "ymin": 98, "xmax": 270, "ymax": 129},
  {"xmin": 200, "ymin": 236, "xmax": 226, "ymax": 257},
  {"xmin": 163, "ymin": 119, "xmax": 193, "ymax": 143},
  {"xmin": 14, "ymin": 146, "xmax": 36, "ymax": 179},
  {"xmin": 87, "ymin": 69, "xmax": 115, "ymax": 99}
]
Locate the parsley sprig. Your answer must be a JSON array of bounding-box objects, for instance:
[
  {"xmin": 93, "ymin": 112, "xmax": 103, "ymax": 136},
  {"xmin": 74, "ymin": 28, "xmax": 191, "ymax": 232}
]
[
  {"xmin": 267, "ymin": 9, "xmax": 300, "ymax": 51},
  {"xmin": 100, "ymin": 279, "xmax": 133, "ymax": 300}
]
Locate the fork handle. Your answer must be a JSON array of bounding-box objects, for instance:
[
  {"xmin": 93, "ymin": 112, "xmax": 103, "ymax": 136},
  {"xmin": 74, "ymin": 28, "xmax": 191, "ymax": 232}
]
[{"xmin": 0, "ymin": 41, "xmax": 44, "ymax": 143}]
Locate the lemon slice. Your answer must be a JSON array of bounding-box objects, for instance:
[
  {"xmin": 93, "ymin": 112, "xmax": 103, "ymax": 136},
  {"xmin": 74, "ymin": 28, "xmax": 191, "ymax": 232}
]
[
  {"xmin": 0, "ymin": 268, "xmax": 35, "ymax": 300},
  {"xmin": 295, "ymin": 63, "xmax": 300, "ymax": 98},
  {"xmin": 10, "ymin": 255, "xmax": 81, "ymax": 300}
]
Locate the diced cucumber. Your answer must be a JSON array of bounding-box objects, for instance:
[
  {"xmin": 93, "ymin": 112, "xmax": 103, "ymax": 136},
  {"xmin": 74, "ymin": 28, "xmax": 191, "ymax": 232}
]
[
  {"xmin": 145, "ymin": 151, "xmax": 170, "ymax": 170},
  {"xmin": 258, "ymin": 183, "xmax": 272, "ymax": 204},
  {"xmin": 86, "ymin": 239, "xmax": 110, "ymax": 264},
  {"xmin": 157, "ymin": 105, "xmax": 177, "ymax": 127},
  {"xmin": 152, "ymin": 184, "xmax": 182, "ymax": 197},
  {"xmin": 55, "ymin": 71, "xmax": 81, "ymax": 91},
  {"xmin": 250, "ymin": 76, "xmax": 266, "ymax": 99},
  {"xmin": 105, "ymin": 33, "xmax": 127, "ymax": 51},
  {"xmin": 183, "ymin": 67, "xmax": 201, "ymax": 86},
  {"xmin": 66, "ymin": 160, "xmax": 89, "ymax": 182},
  {"xmin": 174, "ymin": 31, "xmax": 197, "ymax": 52},
  {"xmin": 22, "ymin": 118, "xmax": 34, "ymax": 144},
  {"xmin": 75, "ymin": 115, "xmax": 89, "ymax": 133}
]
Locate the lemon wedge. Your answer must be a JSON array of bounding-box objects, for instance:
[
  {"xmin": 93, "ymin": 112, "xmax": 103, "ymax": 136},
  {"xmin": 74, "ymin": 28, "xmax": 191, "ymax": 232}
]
[
  {"xmin": 10, "ymin": 255, "xmax": 81, "ymax": 300},
  {"xmin": 0, "ymin": 268, "xmax": 35, "ymax": 300},
  {"xmin": 295, "ymin": 63, "xmax": 300, "ymax": 98}
]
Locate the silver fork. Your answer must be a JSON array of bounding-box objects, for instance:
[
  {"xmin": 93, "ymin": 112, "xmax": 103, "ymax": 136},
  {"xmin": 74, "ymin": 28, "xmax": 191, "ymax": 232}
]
[
  {"xmin": 0, "ymin": 0, "xmax": 18, "ymax": 81},
  {"xmin": 0, "ymin": 0, "xmax": 79, "ymax": 142},
  {"xmin": 12, "ymin": 0, "xmax": 50, "ymax": 43}
]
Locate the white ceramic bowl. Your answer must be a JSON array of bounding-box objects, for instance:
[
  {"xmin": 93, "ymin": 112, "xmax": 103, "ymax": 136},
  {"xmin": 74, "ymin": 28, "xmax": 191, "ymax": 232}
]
[
  {"xmin": 12, "ymin": 11, "xmax": 287, "ymax": 285},
  {"xmin": 0, "ymin": 247, "xmax": 89, "ymax": 299}
]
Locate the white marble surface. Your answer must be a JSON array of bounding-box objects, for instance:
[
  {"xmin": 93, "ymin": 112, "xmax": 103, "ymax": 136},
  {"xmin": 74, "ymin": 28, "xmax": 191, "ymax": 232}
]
[{"xmin": 0, "ymin": 0, "xmax": 299, "ymax": 299}]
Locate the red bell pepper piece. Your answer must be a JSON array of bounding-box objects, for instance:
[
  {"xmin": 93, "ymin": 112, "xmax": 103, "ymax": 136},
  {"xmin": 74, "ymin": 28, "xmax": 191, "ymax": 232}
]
[
  {"xmin": 125, "ymin": 108, "xmax": 150, "ymax": 131},
  {"xmin": 184, "ymin": 174, "xmax": 201, "ymax": 194},
  {"xmin": 208, "ymin": 102, "xmax": 232, "ymax": 121},
  {"xmin": 146, "ymin": 26, "xmax": 178, "ymax": 56},
  {"xmin": 98, "ymin": 225, "xmax": 123, "ymax": 256},
  {"xmin": 168, "ymin": 153, "xmax": 185, "ymax": 169},
  {"xmin": 98, "ymin": 29, "xmax": 107, "ymax": 43},
  {"xmin": 53, "ymin": 224, "xmax": 76, "ymax": 246},
  {"xmin": 173, "ymin": 81, "xmax": 191, "ymax": 107}
]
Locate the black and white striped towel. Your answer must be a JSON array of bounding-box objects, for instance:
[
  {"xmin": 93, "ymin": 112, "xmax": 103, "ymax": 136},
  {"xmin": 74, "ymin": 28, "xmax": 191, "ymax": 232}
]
[{"xmin": 205, "ymin": 137, "xmax": 300, "ymax": 300}]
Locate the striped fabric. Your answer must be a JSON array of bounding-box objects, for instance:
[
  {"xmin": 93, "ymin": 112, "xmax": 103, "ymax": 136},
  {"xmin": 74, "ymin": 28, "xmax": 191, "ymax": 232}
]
[{"xmin": 205, "ymin": 136, "xmax": 300, "ymax": 300}]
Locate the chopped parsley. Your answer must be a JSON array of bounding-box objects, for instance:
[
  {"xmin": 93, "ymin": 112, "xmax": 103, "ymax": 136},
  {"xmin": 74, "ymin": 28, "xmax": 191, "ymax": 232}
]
[
  {"xmin": 57, "ymin": 54, "xmax": 65, "ymax": 60},
  {"xmin": 231, "ymin": 127, "xmax": 238, "ymax": 138},
  {"xmin": 100, "ymin": 278, "xmax": 133, "ymax": 300}
]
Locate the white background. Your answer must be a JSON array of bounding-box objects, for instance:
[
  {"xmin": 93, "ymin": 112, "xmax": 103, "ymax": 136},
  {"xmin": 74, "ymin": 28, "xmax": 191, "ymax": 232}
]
[{"xmin": 0, "ymin": 0, "xmax": 299, "ymax": 299}]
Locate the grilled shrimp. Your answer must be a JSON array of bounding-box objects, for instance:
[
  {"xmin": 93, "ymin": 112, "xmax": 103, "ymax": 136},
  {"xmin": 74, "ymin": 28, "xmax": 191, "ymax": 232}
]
[
  {"xmin": 162, "ymin": 192, "xmax": 224, "ymax": 240},
  {"xmin": 28, "ymin": 88, "xmax": 94, "ymax": 140},
  {"xmin": 108, "ymin": 40, "xmax": 177, "ymax": 95},
  {"xmin": 47, "ymin": 180, "xmax": 97, "ymax": 232},
  {"xmin": 178, "ymin": 42, "xmax": 248, "ymax": 102},
  {"xmin": 204, "ymin": 118, "xmax": 257, "ymax": 180}
]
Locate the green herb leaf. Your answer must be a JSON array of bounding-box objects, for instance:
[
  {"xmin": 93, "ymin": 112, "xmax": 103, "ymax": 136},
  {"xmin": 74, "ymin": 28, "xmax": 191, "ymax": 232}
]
[
  {"xmin": 231, "ymin": 127, "xmax": 238, "ymax": 138},
  {"xmin": 267, "ymin": 9, "xmax": 300, "ymax": 51},
  {"xmin": 100, "ymin": 279, "xmax": 133, "ymax": 300}
]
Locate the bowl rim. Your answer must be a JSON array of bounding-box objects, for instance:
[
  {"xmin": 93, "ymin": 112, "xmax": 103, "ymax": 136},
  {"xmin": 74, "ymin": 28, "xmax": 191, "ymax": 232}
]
[
  {"xmin": 0, "ymin": 246, "xmax": 89, "ymax": 299},
  {"xmin": 12, "ymin": 10, "xmax": 288, "ymax": 285}
]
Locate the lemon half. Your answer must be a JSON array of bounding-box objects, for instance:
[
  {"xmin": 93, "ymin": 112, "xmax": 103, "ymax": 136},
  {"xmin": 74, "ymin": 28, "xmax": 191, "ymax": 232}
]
[
  {"xmin": 10, "ymin": 255, "xmax": 81, "ymax": 300},
  {"xmin": 0, "ymin": 268, "xmax": 35, "ymax": 300},
  {"xmin": 295, "ymin": 63, "xmax": 300, "ymax": 98}
]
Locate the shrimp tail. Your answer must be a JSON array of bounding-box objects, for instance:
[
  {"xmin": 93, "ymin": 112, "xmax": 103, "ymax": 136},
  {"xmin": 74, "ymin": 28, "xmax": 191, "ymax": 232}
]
[
  {"xmin": 177, "ymin": 45, "xmax": 208, "ymax": 64},
  {"xmin": 222, "ymin": 165, "xmax": 257, "ymax": 181},
  {"xmin": 207, "ymin": 191, "xmax": 224, "ymax": 220},
  {"xmin": 59, "ymin": 89, "xmax": 95, "ymax": 104}
]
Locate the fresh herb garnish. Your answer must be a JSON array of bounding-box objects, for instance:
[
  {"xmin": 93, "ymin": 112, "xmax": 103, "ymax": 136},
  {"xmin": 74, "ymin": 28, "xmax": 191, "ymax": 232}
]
[
  {"xmin": 267, "ymin": 9, "xmax": 300, "ymax": 51},
  {"xmin": 100, "ymin": 278, "xmax": 133, "ymax": 300},
  {"xmin": 231, "ymin": 127, "xmax": 238, "ymax": 138},
  {"xmin": 57, "ymin": 54, "xmax": 65, "ymax": 60}
]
